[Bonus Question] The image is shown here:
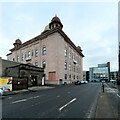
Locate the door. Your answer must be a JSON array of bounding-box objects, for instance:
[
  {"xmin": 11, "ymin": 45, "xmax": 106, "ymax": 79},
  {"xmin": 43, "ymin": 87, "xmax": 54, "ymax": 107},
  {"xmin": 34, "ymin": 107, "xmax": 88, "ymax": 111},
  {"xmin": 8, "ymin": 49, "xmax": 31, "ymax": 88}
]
[
  {"xmin": 49, "ymin": 72, "xmax": 56, "ymax": 80},
  {"xmin": 31, "ymin": 76, "xmax": 37, "ymax": 86}
]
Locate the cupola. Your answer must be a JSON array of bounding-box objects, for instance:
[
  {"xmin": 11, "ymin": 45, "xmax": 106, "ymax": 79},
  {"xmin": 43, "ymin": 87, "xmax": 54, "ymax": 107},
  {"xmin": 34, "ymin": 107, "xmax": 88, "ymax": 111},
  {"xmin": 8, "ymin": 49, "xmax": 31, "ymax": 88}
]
[
  {"xmin": 13, "ymin": 39, "xmax": 22, "ymax": 48},
  {"xmin": 49, "ymin": 15, "xmax": 63, "ymax": 30}
]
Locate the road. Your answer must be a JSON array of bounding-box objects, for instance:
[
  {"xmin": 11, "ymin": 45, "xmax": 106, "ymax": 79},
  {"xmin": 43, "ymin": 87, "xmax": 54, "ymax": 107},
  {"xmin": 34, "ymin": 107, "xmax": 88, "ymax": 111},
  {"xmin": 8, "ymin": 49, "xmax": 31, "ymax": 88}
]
[{"xmin": 2, "ymin": 83, "xmax": 101, "ymax": 118}]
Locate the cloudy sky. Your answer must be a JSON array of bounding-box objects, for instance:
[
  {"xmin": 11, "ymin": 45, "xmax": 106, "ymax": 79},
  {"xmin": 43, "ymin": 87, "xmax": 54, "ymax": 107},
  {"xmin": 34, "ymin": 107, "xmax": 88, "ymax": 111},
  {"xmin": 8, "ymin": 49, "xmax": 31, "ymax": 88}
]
[{"xmin": 0, "ymin": 1, "xmax": 118, "ymax": 71}]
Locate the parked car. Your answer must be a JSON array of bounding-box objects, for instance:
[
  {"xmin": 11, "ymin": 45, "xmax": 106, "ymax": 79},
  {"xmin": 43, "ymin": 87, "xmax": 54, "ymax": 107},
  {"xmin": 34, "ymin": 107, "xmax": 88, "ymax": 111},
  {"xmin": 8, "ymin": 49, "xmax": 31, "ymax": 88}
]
[
  {"xmin": 80, "ymin": 80, "xmax": 88, "ymax": 84},
  {"xmin": 0, "ymin": 87, "xmax": 4, "ymax": 95},
  {"xmin": 101, "ymin": 80, "xmax": 106, "ymax": 83},
  {"xmin": 75, "ymin": 81, "xmax": 81, "ymax": 85}
]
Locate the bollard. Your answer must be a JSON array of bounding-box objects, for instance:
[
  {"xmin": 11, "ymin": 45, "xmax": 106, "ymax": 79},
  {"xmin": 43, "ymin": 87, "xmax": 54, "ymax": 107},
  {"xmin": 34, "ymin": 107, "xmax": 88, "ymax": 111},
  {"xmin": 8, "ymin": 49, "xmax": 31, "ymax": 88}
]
[
  {"xmin": 101, "ymin": 83, "xmax": 104, "ymax": 93},
  {"xmin": 102, "ymin": 84, "xmax": 104, "ymax": 92}
]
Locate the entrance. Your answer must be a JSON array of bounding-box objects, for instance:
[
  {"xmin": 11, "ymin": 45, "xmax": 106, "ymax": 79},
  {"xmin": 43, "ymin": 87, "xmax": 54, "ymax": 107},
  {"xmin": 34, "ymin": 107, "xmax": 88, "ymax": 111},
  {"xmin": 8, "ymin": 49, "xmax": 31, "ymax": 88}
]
[{"xmin": 31, "ymin": 76, "xmax": 37, "ymax": 86}]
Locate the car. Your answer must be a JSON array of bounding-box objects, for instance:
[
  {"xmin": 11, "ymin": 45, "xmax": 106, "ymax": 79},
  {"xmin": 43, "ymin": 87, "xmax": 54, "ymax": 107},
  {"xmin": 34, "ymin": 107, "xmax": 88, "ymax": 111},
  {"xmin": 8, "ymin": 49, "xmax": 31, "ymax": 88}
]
[
  {"xmin": 75, "ymin": 81, "xmax": 81, "ymax": 85},
  {"xmin": 0, "ymin": 87, "xmax": 4, "ymax": 95},
  {"xmin": 84, "ymin": 81, "xmax": 88, "ymax": 84},
  {"xmin": 80, "ymin": 80, "xmax": 88, "ymax": 84},
  {"xmin": 102, "ymin": 80, "xmax": 106, "ymax": 83}
]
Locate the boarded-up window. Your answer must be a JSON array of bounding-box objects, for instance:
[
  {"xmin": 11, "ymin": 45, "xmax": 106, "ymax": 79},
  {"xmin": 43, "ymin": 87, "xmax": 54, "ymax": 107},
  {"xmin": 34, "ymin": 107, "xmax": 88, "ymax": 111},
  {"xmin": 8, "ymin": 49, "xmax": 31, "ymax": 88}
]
[{"xmin": 49, "ymin": 72, "xmax": 56, "ymax": 80}]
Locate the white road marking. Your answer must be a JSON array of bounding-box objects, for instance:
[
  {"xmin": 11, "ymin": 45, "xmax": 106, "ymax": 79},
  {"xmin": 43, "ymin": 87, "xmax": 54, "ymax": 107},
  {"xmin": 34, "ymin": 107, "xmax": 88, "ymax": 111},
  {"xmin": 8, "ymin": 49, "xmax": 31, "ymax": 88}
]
[
  {"xmin": 68, "ymin": 92, "xmax": 71, "ymax": 94},
  {"xmin": 8, "ymin": 97, "xmax": 12, "ymax": 99},
  {"xmin": 12, "ymin": 99, "xmax": 27, "ymax": 104},
  {"xmin": 59, "ymin": 98, "xmax": 77, "ymax": 111},
  {"xmin": 33, "ymin": 96, "xmax": 39, "ymax": 98},
  {"xmin": 57, "ymin": 95, "xmax": 60, "ymax": 98},
  {"xmin": 117, "ymin": 94, "xmax": 120, "ymax": 98}
]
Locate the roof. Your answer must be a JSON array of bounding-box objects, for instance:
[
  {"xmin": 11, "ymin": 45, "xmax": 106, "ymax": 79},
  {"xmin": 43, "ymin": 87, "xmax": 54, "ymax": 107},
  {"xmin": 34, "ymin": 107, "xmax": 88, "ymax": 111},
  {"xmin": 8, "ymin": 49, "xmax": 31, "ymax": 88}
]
[
  {"xmin": 6, "ymin": 63, "xmax": 44, "ymax": 71},
  {"xmin": 9, "ymin": 28, "xmax": 84, "ymax": 57},
  {"xmin": 51, "ymin": 16, "xmax": 61, "ymax": 23}
]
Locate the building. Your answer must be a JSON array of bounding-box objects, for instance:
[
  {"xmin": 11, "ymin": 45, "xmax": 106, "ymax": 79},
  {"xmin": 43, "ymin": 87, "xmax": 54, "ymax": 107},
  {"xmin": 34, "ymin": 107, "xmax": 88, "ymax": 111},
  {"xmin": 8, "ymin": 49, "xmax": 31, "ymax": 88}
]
[
  {"xmin": 110, "ymin": 71, "xmax": 118, "ymax": 81},
  {"xmin": 118, "ymin": 41, "xmax": 120, "ymax": 85},
  {"xmin": 7, "ymin": 16, "xmax": 84, "ymax": 85},
  {"xmin": 89, "ymin": 62, "xmax": 110, "ymax": 82},
  {"xmin": 0, "ymin": 57, "xmax": 44, "ymax": 88},
  {"xmin": 6, "ymin": 63, "xmax": 44, "ymax": 87},
  {"xmin": 83, "ymin": 71, "xmax": 89, "ymax": 81}
]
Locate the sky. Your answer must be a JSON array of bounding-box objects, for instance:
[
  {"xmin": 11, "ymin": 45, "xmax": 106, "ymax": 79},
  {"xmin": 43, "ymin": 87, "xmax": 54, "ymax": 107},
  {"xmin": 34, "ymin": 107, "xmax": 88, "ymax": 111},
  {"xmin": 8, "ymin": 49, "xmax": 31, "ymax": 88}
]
[{"xmin": 0, "ymin": 1, "xmax": 118, "ymax": 71}]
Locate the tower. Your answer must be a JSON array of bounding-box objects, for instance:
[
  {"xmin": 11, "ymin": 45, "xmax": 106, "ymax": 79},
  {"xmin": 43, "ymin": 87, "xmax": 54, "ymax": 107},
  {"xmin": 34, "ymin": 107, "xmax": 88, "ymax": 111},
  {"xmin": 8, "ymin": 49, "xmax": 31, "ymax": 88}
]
[{"xmin": 49, "ymin": 15, "xmax": 63, "ymax": 30}]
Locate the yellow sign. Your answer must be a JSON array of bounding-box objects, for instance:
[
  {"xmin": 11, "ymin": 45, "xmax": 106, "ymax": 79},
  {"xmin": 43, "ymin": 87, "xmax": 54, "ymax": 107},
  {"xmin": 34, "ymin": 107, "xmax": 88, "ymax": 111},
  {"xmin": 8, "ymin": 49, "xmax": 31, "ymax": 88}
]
[{"xmin": 0, "ymin": 77, "xmax": 12, "ymax": 91}]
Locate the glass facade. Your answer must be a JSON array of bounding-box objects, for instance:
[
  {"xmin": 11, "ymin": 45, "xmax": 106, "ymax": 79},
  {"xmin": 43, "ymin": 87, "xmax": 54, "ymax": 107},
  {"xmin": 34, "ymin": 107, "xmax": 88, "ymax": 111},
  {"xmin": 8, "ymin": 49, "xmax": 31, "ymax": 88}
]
[{"xmin": 89, "ymin": 62, "xmax": 110, "ymax": 82}]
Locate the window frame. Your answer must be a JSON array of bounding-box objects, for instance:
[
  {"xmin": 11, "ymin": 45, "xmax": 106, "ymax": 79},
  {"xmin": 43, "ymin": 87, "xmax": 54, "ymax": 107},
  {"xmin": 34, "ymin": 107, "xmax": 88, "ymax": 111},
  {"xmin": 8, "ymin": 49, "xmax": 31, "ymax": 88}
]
[
  {"xmin": 35, "ymin": 49, "xmax": 38, "ymax": 57},
  {"xmin": 64, "ymin": 61, "xmax": 67, "ymax": 70},
  {"xmin": 43, "ymin": 47, "xmax": 46, "ymax": 55},
  {"xmin": 42, "ymin": 61, "xmax": 46, "ymax": 68},
  {"xmin": 35, "ymin": 62, "xmax": 38, "ymax": 67},
  {"xmin": 28, "ymin": 51, "xmax": 31, "ymax": 58}
]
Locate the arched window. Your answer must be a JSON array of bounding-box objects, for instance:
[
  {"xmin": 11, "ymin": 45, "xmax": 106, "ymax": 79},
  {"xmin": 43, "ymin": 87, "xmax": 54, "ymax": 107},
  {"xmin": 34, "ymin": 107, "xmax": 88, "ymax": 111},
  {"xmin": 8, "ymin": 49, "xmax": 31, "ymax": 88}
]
[{"xmin": 42, "ymin": 61, "xmax": 46, "ymax": 68}]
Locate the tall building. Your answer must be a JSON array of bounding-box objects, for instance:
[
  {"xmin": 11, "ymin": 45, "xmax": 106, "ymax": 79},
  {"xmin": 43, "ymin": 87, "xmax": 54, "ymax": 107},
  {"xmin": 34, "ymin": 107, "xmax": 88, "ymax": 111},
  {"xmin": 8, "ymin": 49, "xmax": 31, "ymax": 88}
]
[
  {"xmin": 7, "ymin": 16, "xmax": 84, "ymax": 85},
  {"xmin": 118, "ymin": 41, "xmax": 120, "ymax": 85},
  {"xmin": 83, "ymin": 71, "xmax": 89, "ymax": 81},
  {"xmin": 110, "ymin": 71, "xmax": 118, "ymax": 81},
  {"xmin": 89, "ymin": 62, "xmax": 110, "ymax": 82}
]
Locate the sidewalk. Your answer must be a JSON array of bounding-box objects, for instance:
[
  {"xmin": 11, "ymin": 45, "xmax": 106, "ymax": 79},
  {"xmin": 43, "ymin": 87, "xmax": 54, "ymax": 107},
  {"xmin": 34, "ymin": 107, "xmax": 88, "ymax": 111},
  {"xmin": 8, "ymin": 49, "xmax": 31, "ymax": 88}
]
[
  {"xmin": 2, "ymin": 86, "xmax": 55, "ymax": 96},
  {"xmin": 95, "ymin": 92, "xmax": 117, "ymax": 118}
]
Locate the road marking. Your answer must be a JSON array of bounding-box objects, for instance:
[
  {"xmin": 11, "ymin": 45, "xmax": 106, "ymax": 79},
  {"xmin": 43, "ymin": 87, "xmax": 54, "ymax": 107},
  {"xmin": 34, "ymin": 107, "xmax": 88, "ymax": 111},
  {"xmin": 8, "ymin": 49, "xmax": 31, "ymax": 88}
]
[
  {"xmin": 59, "ymin": 98, "xmax": 77, "ymax": 111},
  {"xmin": 117, "ymin": 94, "xmax": 120, "ymax": 98},
  {"xmin": 33, "ymin": 96, "xmax": 39, "ymax": 98},
  {"xmin": 57, "ymin": 95, "xmax": 60, "ymax": 98},
  {"xmin": 8, "ymin": 97, "xmax": 12, "ymax": 99},
  {"xmin": 68, "ymin": 92, "xmax": 71, "ymax": 94},
  {"xmin": 12, "ymin": 99, "xmax": 27, "ymax": 104}
]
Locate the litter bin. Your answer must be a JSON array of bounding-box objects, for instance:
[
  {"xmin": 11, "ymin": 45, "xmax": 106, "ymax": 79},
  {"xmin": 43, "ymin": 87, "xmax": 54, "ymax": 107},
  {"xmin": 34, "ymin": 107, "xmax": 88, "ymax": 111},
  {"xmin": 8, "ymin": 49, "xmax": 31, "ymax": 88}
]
[{"xmin": 59, "ymin": 79, "xmax": 62, "ymax": 85}]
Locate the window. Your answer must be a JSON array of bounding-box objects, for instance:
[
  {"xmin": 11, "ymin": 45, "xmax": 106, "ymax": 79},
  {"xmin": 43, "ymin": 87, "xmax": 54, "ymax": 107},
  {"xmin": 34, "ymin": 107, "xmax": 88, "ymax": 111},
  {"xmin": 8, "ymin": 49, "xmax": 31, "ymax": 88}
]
[
  {"xmin": 64, "ymin": 49, "xmax": 67, "ymax": 57},
  {"xmin": 43, "ymin": 47, "xmax": 46, "ymax": 55},
  {"xmin": 32, "ymin": 51, "xmax": 33, "ymax": 56},
  {"xmin": 17, "ymin": 56, "xmax": 19, "ymax": 62},
  {"xmin": 69, "ymin": 75, "xmax": 71, "ymax": 78},
  {"xmin": 69, "ymin": 64, "xmax": 71, "ymax": 71},
  {"xmin": 35, "ymin": 62, "xmax": 38, "ymax": 67},
  {"xmin": 69, "ymin": 53, "xmax": 71, "ymax": 59},
  {"xmin": 64, "ymin": 61, "xmax": 67, "ymax": 70},
  {"xmin": 35, "ymin": 49, "xmax": 38, "ymax": 57},
  {"xmin": 42, "ymin": 61, "xmax": 46, "ymax": 68},
  {"xmin": 74, "ymin": 75, "xmax": 75, "ymax": 80},
  {"xmin": 28, "ymin": 51, "xmax": 31, "ymax": 58},
  {"xmin": 65, "ymin": 74, "xmax": 67, "ymax": 79},
  {"xmin": 73, "ymin": 55, "xmax": 75, "ymax": 61},
  {"xmin": 22, "ymin": 54, "xmax": 24, "ymax": 61}
]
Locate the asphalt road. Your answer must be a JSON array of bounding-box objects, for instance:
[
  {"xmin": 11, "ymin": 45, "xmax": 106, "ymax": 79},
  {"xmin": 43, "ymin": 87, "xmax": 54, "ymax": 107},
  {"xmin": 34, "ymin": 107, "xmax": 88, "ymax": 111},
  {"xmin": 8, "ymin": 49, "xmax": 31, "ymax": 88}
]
[{"xmin": 2, "ymin": 83, "xmax": 101, "ymax": 118}]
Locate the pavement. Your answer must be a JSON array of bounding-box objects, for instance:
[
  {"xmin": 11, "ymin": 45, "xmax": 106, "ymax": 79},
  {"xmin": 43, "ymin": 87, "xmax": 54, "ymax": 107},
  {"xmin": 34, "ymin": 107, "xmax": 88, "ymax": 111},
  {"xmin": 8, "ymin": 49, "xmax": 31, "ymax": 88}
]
[
  {"xmin": 95, "ymin": 92, "xmax": 117, "ymax": 118},
  {"xmin": 2, "ymin": 85, "xmax": 55, "ymax": 96},
  {"xmin": 95, "ymin": 83, "xmax": 120, "ymax": 119}
]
